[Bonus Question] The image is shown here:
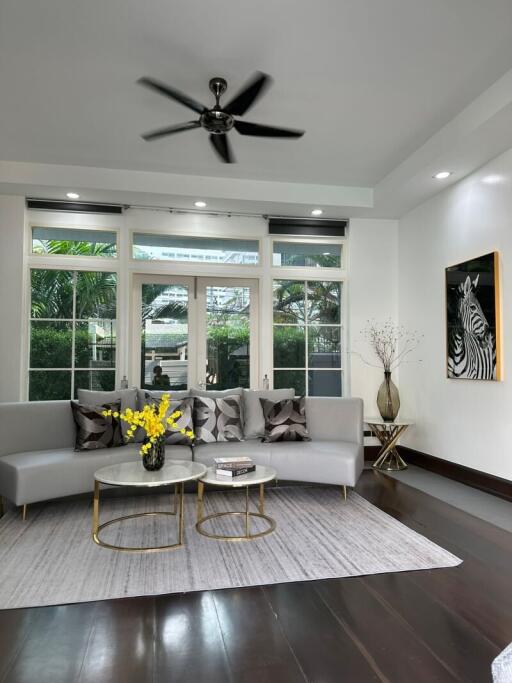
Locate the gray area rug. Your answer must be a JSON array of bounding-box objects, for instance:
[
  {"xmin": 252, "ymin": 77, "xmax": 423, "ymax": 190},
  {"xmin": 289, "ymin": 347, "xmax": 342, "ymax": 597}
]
[{"xmin": 0, "ymin": 487, "xmax": 461, "ymax": 609}]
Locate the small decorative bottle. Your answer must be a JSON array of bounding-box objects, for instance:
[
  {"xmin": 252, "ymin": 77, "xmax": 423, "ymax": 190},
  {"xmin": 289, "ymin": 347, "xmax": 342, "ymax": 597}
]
[
  {"xmin": 262, "ymin": 374, "xmax": 270, "ymax": 390},
  {"xmin": 120, "ymin": 375, "xmax": 129, "ymax": 390}
]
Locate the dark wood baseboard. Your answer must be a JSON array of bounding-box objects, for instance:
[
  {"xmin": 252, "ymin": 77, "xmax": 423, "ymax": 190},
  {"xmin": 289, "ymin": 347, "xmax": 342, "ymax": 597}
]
[
  {"xmin": 365, "ymin": 444, "xmax": 512, "ymax": 502},
  {"xmin": 364, "ymin": 445, "xmax": 381, "ymax": 460}
]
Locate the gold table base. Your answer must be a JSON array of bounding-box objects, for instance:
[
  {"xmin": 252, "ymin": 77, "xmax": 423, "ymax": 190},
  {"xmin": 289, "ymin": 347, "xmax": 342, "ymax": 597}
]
[
  {"xmin": 92, "ymin": 480, "xmax": 185, "ymax": 553},
  {"xmin": 196, "ymin": 481, "xmax": 276, "ymax": 542},
  {"xmin": 367, "ymin": 423, "xmax": 409, "ymax": 471}
]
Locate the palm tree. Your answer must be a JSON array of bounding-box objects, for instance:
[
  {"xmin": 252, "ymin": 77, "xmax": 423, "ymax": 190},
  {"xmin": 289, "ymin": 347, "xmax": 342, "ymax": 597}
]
[{"xmin": 31, "ymin": 240, "xmax": 117, "ymax": 319}]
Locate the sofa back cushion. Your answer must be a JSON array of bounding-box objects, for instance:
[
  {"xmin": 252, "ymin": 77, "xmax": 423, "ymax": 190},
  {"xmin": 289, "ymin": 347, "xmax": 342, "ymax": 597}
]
[
  {"xmin": 138, "ymin": 389, "xmax": 190, "ymax": 408},
  {"xmin": 191, "ymin": 387, "xmax": 243, "ymax": 400},
  {"xmin": 77, "ymin": 388, "xmax": 137, "ymax": 441},
  {"xmin": 305, "ymin": 397, "xmax": 364, "ymax": 444},
  {"xmin": 243, "ymin": 388, "xmax": 294, "ymax": 439},
  {"xmin": 0, "ymin": 400, "xmax": 76, "ymax": 458}
]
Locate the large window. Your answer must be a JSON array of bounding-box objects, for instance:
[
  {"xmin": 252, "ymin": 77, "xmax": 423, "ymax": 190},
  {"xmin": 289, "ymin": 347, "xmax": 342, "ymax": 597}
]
[
  {"xmin": 32, "ymin": 227, "xmax": 117, "ymax": 257},
  {"xmin": 273, "ymin": 279, "xmax": 343, "ymax": 396},
  {"xmin": 132, "ymin": 233, "xmax": 259, "ymax": 265},
  {"xmin": 29, "ymin": 269, "xmax": 117, "ymax": 400}
]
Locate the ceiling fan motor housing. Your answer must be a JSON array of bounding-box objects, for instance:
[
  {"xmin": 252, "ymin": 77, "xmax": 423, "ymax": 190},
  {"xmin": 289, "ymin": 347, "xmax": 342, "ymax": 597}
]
[
  {"xmin": 201, "ymin": 77, "xmax": 234, "ymax": 134},
  {"xmin": 200, "ymin": 109, "xmax": 234, "ymax": 134}
]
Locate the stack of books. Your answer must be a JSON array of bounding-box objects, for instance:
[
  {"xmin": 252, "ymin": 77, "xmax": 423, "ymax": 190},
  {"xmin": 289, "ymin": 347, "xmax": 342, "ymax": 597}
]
[{"xmin": 214, "ymin": 456, "xmax": 256, "ymax": 478}]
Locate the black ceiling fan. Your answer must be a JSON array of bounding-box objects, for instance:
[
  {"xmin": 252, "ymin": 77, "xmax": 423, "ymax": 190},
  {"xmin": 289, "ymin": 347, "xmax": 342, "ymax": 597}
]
[{"xmin": 138, "ymin": 72, "xmax": 305, "ymax": 163}]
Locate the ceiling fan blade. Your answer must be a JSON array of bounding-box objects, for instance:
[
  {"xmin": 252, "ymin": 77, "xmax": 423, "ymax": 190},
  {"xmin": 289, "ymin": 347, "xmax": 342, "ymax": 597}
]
[
  {"xmin": 141, "ymin": 120, "xmax": 201, "ymax": 141},
  {"xmin": 138, "ymin": 77, "xmax": 206, "ymax": 114},
  {"xmin": 224, "ymin": 72, "xmax": 272, "ymax": 116},
  {"xmin": 233, "ymin": 120, "xmax": 304, "ymax": 138},
  {"xmin": 209, "ymin": 133, "xmax": 235, "ymax": 163}
]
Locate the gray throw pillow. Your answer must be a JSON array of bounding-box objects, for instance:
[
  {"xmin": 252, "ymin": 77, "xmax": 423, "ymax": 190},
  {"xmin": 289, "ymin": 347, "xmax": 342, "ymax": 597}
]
[
  {"xmin": 243, "ymin": 388, "xmax": 295, "ymax": 439},
  {"xmin": 71, "ymin": 400, "xmax": 124, "ymax": 451},
  {"xmin": 193, "ymin": 394, "xmax": 244, "ymax": 444},
  {"xmin": 260, "ymin": 397, "xmax": 311, "ymax": 442},
  {"xmin": 77, "ymin": 388, "xmax": 137, "ymax": 441},
  {"xmin": 144, "ymin": 393, "xmax": 194, "ymax": 445}
]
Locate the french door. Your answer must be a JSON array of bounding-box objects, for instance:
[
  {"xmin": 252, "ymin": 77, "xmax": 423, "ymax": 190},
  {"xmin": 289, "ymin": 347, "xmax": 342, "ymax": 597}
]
[{"xmin": 132, "ymin": 275, "xmax": 258, "ymax": 391}]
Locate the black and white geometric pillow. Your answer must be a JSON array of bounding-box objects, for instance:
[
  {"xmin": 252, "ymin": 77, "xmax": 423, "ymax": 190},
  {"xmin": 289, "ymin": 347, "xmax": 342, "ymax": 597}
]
[
  {"xmin": 144, "ymin": 393, "xmax": 195, "ymax": 445},
  {"xmin": 71, "ymin": 400, "xmax": 124, "ymax": 451},
  {"xmin": 193, "ymin": 394, "xmax": 244, "ymax": 445},
  {"xmin": 260, "ymin": 397, "xmax": 311, "ymax": 442}
]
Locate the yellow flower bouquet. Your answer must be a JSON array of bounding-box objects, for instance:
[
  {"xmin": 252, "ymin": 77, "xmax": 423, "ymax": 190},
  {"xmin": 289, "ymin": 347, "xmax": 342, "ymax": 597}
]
[{"xmin": 103, "ymin": 393, "xmax": 194, "ymax": 470}]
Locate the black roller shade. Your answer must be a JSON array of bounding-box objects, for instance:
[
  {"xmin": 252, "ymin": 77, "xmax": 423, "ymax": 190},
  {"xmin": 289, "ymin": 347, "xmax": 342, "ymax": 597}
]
[
  {"xmin": 27, "ymin": 199, "xmax": 123, "ymax": 214},
  {"xmin": 268, "ymin": 217, "xmax": 347, "ymax": 236}
]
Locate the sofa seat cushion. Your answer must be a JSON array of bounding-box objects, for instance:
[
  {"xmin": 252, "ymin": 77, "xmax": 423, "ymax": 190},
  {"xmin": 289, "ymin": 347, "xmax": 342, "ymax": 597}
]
[
  {"xmin": 0, "ymin": 444, "xmax": 193, "ymax": 506},
  {"xmin": 268, "ymin": 440, "xmax": 363, "ymax": 487},
  {"xmin": 193, "ymin": 441, "xmax": 272, "ymax": 468}
]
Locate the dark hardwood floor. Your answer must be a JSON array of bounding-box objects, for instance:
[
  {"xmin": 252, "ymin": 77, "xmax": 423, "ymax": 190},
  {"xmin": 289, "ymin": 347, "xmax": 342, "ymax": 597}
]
[{"xmin": 1, "ymin": 470, "xmax": 511, "ymax": 683}]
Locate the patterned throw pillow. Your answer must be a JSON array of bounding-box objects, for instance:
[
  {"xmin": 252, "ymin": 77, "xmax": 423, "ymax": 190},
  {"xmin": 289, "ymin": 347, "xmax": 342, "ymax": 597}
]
[
  {"xmin": 193, "ymin": 394, "xmax": 244, "ymax": 445},
  {"xmin": 260, "ymin": 397, "xmax": 311, "ymax": 442},
  {"xmin": 144, "ymin": 393, "xmax": 195, "ymax": 445},
  {"xmin": 71, "ymin": 400, "xmax": 124, "ymax": 451}
]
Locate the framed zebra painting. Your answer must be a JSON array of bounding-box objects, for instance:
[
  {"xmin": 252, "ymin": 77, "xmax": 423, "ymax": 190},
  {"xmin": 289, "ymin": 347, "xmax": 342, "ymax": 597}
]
[{"xmin": 446, "ymin": 252, "xmax": 501, "ymax": 380}]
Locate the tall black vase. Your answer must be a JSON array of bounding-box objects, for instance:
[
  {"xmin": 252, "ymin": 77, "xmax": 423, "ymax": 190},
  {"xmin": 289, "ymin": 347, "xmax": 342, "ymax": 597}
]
[{"xmin": 142, "ymin": 438, "xmax": 166, "ymax": 471}]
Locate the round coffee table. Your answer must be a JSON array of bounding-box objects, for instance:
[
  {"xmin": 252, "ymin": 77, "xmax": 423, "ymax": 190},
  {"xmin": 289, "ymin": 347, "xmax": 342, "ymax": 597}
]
[
  {"xmin": 92, "ymin": 460, "xmax": 207, "ymax": 552},
  {"xmin": 196, "ymin": 465, "xmax": 277, "ymax": 541}
]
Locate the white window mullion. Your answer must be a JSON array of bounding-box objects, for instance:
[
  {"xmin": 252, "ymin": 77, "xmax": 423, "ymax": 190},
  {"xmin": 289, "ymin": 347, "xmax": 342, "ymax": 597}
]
[{"xmin": 71, "ymin": 271, "xmax": 77, "ymax": 400}]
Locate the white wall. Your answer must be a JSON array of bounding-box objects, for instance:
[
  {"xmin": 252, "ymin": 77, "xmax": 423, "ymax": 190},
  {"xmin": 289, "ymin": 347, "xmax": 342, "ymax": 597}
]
[
  {"xmin": 399, "ymin": 148, "xmax": 512, "ymax": 481},
  {"xmin": 349, "ymin": 219, "xmax": 399, "ymax": 416},
  {"xmin": 0, "ymin": 196, "xmax": 25, "ymax": 402}
]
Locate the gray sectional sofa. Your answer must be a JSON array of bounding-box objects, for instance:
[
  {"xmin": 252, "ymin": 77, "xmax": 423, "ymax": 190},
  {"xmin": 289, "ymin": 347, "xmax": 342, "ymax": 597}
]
[{"xmin": 0, "ymin": 388, "xmax": 363, "ymax": 515}]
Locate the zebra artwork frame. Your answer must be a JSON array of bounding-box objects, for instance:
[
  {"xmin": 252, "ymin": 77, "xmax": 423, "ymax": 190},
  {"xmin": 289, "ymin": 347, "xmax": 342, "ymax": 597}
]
[{"xmin": 446, "ymin": 252, "xmax": 501, "ymax": 381}]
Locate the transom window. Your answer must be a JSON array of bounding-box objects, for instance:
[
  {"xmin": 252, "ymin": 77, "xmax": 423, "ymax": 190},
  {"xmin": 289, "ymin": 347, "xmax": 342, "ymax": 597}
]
[
  {"xmin": 273, "ymin": 279, "xmax": 343, "ymax": 396},
  {"xmin": 272, "ymin": 241, "xmax": 342, "ymax": 268},
  {"xmin": 132, "ymin": 233, "xmax": 259, "ymax": 265},
  {"xmin": 29, "ymin": 268, "xmax": 117, "ymax": 400},
  {"xmin": 32, "ymin": 227, "xmax": 117, "ymax": 257}
]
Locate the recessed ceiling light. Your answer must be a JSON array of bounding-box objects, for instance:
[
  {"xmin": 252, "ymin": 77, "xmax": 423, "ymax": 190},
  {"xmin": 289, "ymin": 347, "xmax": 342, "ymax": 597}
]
[
  {"xmin": 311, "ymin": 209, "xmax": 323, "ymax": 216},
  {"xmin": 433, "ymin": 171, "xmax": 452, "ymax": 180},
  {"xmin": 66, "ymin": 192, "xmax": 80, "ymax": 199},
  {"xmin": 482, "ymin": 174, "xmax": 503, "ymax": 185},
  {"xmin": 194, "ymin": 201, "xmax": 207, "ymax": 208}
]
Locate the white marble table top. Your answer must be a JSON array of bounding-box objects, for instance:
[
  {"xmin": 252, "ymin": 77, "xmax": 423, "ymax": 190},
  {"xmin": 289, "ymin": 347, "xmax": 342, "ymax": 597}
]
[
  {"xmin": 94, "ymin": 460, "xmax": 207, "ymax": 487},
  {"xmin": 200, "ymin": 464, "xmax": 277, "ymax": 488},
  {"xmin": 365, "ymin": 417, "xmax": 414, "ymax": 427}
]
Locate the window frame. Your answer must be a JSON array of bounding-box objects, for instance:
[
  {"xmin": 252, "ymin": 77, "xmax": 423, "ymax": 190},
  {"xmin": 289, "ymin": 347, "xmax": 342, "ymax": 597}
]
[
  {"xmin": 272, "ymin": 276, "xmax": 345, "ymax": 397},
  {"xmin": 21, "ymin": 212, "xmax": 349, "ymax": 400},
  {"xmin": 27, "ymin": 266, "xmax": 119, "ymax": 400}
]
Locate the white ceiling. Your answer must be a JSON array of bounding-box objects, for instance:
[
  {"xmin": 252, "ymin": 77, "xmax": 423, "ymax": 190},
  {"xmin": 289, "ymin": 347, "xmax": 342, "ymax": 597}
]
[{"xmin": 2, "ymin": 0, "xmax": 512, "ymax": 195}]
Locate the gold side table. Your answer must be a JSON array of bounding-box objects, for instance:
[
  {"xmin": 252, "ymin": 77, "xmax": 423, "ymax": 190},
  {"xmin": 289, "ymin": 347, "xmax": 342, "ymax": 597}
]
[
  {"xmin": 196, "ymin": 465, "xmax": 277, "ymax": 541},
  {"xmin": 92, "ymin": 460, "xmax": 207, "ymax": 552},
  {"xmin": 365, "ymin": 418, "xmax": 414, "ymax": 471}
]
